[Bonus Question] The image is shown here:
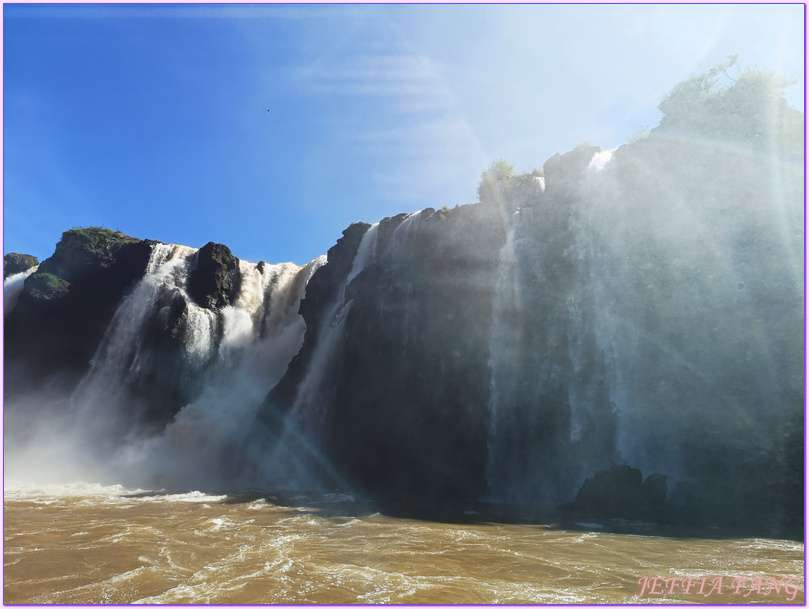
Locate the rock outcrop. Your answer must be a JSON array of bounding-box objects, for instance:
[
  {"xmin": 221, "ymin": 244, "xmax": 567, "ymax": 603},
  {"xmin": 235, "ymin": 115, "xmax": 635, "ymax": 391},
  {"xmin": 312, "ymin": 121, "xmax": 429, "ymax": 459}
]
[
  {"xmin": 4, "ymin": 228, "xmax": 154, "ymax": 398},
  {"xmin": 4, "ymin": 68, "xmax": 803, "ymax": 538},
  {"xmin": 187, "ymin": 241, "xmax": 241, "ymax": 309},
  {"xmin": 321, "ymin": 206, "xmax": 502, "ymax": 503},
  {"xmin": 4, "ymin": 229, "xmax": 247, "ymax": 429},
  {"xmin": 254, "ymin": 72, "xmax": 803, "ymax": 534},
  {"xmin": 567, "ymin": 465, "xmax": 668, "ymax": 523},
  {"xmin": 4, "ymin": 253, "xmax": 38, "ymax": 278}
]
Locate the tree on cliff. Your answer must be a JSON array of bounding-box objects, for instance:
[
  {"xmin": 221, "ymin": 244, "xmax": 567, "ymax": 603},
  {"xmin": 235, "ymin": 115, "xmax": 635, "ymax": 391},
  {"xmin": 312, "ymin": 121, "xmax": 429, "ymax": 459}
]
[
  {"xmin": 656, "ymin": 55, "xmax": 803, "ymax": 155},
  {"xmin": 477, "ymin": 159, "xmax": 544, "ymax": 213}
]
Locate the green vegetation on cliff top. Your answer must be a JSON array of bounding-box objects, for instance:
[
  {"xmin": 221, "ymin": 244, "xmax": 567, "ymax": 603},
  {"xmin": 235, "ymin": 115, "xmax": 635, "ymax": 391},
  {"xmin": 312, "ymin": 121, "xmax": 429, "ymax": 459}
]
[
  {"xmin": 26, "ymin": 227, "xmax": 142, "ymax": 301},
  {"xmin": 65, "ymin": 226, "xmax": 141, "ymax": 253},
  {"xmin": 3, "ymin": 252, "xmax": 39, "ymax": 278}
]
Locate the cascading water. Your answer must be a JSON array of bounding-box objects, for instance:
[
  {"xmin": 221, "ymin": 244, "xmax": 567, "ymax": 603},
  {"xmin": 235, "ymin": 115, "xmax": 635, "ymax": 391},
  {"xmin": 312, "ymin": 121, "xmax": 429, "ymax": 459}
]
[
  {"xmin": 290, "ymin": 223, "xmax": 380, "ymax": 424},
  {"xmin": 69, "ymin": 243, "xmax": 208, "ymax": 435},
  {"xmin": 384, "ymin": 210, "xmax": 421, "ymax": 265},
  {"xmin": 267, "ymin": 223, "xmax": 380, "ymax": 490},
  {"xmin": 4, "ymin": 266, "xmax": 38, "ymax": 317},
  {"xmin": 485, "ymin": 210, "xmax": 522, "ymax": 501},
  {"xmin": 4, "ymin": 244, "xmax": 205, "ymax": 484},
  {"xmin": 578, "ymin": 148, "xmax": 639, "ymax": 466},
  {"xmin": 579, "ymin": 144, "xmax": 703, "ymax": 481},
  {"xmin": 9, "ymin": 240, "xmax": 327, "ymax": 491},
  {"xmin": 483, "ymin": 152, "xmax": 622, "ymax": 505},
  {"xmin": 120, "ymin": 255, "xmax": 326, "ymax": 491}
]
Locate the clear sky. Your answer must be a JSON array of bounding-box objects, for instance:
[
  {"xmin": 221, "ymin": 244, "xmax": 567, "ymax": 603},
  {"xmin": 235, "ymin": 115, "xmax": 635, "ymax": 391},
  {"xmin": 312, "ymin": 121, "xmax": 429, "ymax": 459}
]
[{"xmin": 3, "ymin": 3, "xmax": 804, "ymax": 266}]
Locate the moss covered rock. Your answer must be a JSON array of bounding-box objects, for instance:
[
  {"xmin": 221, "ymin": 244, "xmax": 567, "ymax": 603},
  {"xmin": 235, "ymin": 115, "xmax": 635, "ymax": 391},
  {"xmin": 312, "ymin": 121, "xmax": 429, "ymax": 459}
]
[
  {"xmin": 3, "ymin": 253, "xmax": 38, "ymax": 278},
  {"xmin": 24, "ymin": 272, "xmax": 70, "ymax": 301},
  {"xmin": 187, "ymin": 242, "xmax": 241, "ymax": 309},
  {"xmin": 5, "ymin": 227, "xmax": 153, "ymax": 397}
]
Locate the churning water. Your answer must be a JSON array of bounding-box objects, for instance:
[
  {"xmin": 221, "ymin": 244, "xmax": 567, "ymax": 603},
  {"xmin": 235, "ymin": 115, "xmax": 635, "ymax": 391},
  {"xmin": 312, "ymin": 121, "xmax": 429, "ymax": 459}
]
[{"xmin": 3, "ymin": 482, "xmax": 803, "ymax": 604}]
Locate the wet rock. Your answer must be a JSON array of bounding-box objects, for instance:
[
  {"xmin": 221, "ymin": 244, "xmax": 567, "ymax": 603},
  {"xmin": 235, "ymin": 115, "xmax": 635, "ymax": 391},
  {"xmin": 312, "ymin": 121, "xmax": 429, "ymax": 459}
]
[
  {"xmin": 4, "ymin": 228, "xmax": 153, "ymax": 398},
  {"xmin": 569, "ymin": 465, "xmax": 668, "ymax": 523},
  {"xmin": 187, "ymin": 242, "xmax": 241, "ymax": 309},
  {"xmin": 267, "ymin": 222, "xmax": 371, "ymax": 414}
]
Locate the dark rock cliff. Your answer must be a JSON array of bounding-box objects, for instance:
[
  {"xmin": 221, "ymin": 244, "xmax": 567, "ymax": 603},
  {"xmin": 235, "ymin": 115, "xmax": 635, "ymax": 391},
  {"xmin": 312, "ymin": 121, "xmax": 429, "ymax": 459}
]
[
  {"xmin": 5, "ymin": 228, "xmax": 154, "ymax": 398},
  {"xmin": 565, "ymin": 465, "xmax": 667, "ymax": 523},
  {"xmin": 4, "ymin": 229, "xmax": 245, "ymax": 430},
  {"xmin": 4, "ymin": 68, "xmax": 803, "ymax": 538},
  {"xmin": 266, "ymin": 222, "xmax": 370, "ymax": 416},
  {"xmin": 326, "ymin": 206, "xmax": 503, "ymax": 504},
  {"xmin": 259, "ymin": 153, "xmax": 622, "ymax": 507},
  {"xmin": 254, "ymin": 73, "xmax": 803, "ymax": 534},
  {"xmin": 187, "ymin": 242, "xmax": 241, "ymax": 309},
  {"xmin": 4, "ymin": 253, "xmax": 38, "ymax": 278}
]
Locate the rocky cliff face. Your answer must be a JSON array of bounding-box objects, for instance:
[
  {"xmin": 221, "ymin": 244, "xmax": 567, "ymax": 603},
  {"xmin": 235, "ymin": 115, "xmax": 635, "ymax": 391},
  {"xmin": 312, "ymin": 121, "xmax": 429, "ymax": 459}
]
[
  {"xmin": 5, "ymin": 229, "xmax": 153, "ymax": 399},
  {"xmin": 5, "ymin": 230, "xmax": 260, "ymax": 432},
  {"xmin": 267, "ymin": 206, "xmax": 507, "ymax": 503},
  {"xmin": 4, "ymin": 253, "xmax": 38, "ymax": 278},
  {"xmin": 256, "ymin": 75, "xmax": 803, "ymax": 532},
  {"xmin": 4, "ymin": 70, "xmax": 803, "ymax": 536}
]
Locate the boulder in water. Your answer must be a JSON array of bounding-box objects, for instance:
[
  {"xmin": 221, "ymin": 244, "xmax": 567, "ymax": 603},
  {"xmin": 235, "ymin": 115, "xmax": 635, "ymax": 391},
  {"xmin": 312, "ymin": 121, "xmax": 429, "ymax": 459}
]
[{"xmin": 568, "ymin": 464, "xmax": 667, "ymax": 523}]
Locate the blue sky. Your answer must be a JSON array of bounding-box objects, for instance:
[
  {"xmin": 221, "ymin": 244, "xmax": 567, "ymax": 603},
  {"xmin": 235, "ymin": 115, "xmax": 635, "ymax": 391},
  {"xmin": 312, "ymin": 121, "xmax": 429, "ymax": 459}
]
[{"xmin": 3, "ymin": 3, "xmax": 804, "ymax": 266}]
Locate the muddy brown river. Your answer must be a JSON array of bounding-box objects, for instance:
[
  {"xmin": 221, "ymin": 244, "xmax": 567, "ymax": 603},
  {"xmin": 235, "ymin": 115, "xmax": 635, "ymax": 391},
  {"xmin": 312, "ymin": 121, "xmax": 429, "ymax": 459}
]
[{"xmin": 3, "ymin": 482, "xmax": 804, "ymax": 604}]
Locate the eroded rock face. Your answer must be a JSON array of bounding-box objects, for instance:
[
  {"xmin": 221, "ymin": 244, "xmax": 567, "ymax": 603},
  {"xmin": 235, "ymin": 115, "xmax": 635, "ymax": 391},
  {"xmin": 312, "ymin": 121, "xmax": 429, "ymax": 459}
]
[
  {"xmin": 4, "ymin": 228, "xmax": 153, "ymax": 398},
  {"xmin": 262, "ymin": 200, "xmax": 618, "ymax": 506},
  {"xmin": 187, "ymin": 242, "xmax": 241, "ymax": 309},
  {"xmin": 255, "ymin": 89, "xmax": 802, "ymax": 533},
  {"xmin": 266, "ymin": 222, "xmax": 370, "ymax": 415},
  {"xmin": 324, "ymin": 207, "xmax": 502, "ymax": 503},
  {"xmin": 4, "ymin": 69, "xmax": 802, "ymax": 536},
  {"xmin": 4, "ymin": 253, "xmax": 38, "ymax": 278}
]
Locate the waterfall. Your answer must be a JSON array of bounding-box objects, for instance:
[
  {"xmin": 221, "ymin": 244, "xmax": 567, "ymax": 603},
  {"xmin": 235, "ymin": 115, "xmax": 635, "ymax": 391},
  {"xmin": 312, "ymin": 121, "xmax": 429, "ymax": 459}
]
[
  {"xmin": 290, "ymin": 222, "xmax": 379, "ymax": 423},
  {"xmin": 4, "ymin": 266, "xmax": 38, "ymax": 317},
  {"xmin": 121, "ymin": 256, "xmax": 326, "ymax": 492},
  {"xmin": 382, "ymin": 211, "xmax": 421, "ymax": 351},
  {"xmin": 588, "ymin": 148, "xmax": 614, "ymax": 172},
  {"xmin": 579, "ymin": 150, "xmax": 636, "ymax": 466},
  {"xmin": 485, "ymin": 211, "xmax": 522, "ymax": 501},
  {"xmin": 70, "ymin": 243, "xmax": 206, "ymax": 428},
  {"xmin": 267, "ymin": 223, "xmax": 380, "ymax": 490},
  {"xmin": 484, "ymin": 152, "xmax": 624, "ymax": 504},
  {"xmin": 10, "ymin": 240, "xmax": 325, "ymax": 491},
  {"xmin": 384, "ymin": 210, "xmax": 421, "ymax": 265}
]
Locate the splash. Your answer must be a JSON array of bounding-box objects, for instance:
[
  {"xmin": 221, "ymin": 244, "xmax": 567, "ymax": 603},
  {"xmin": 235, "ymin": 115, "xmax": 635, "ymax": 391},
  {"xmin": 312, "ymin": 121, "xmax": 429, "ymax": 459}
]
[{"xmin": 125, "ymin": 255, "xmax": 325, "ymax": 491}]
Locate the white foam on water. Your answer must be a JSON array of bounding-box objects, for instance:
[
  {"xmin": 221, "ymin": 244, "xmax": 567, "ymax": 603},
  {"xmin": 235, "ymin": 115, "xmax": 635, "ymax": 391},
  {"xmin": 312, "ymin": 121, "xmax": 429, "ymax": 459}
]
[
  {"xmin": 135, "ymin": 491, "xmax": 228, "ymax": 504},
  {"xmin": 204, "ymin": 517, "xmax": 236, "ymax": 532},
  {"xmin": 4, "ymin": 480, "xmax": 140, "ymax": 500}
]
